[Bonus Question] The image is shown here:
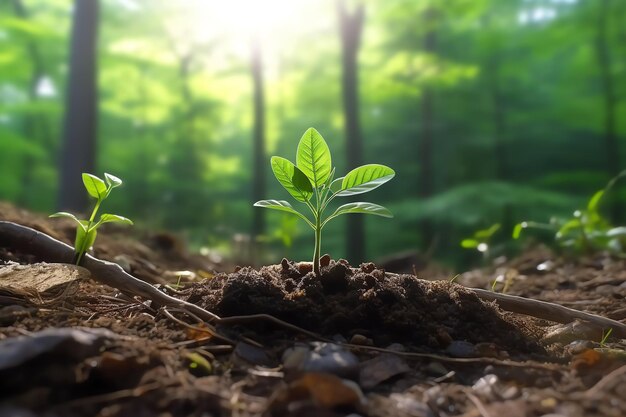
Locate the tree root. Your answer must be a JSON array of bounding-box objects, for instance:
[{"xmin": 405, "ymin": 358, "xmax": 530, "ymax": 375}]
[
  {"xmin": 0, "ymin": 221, "xmax": 220, "ymax": 324},
  {"xmin": 2, "ymin": 221, "xmax": 625, "ymax": 340},
  {"xmin": 472, "ymin": 288, "xmax": 626, "ymax": 338}
]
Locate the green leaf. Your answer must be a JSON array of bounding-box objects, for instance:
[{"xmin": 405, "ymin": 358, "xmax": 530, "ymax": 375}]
[
  {"xmin": 338, "ymin": 164, "xmax": 395, "ymax": 196},
  {"xmin": 82, "ymin": 173, "xmax": 107, "ymax": 199},
  {"xmin": 254, "ymin": 199, "xmax": 314, "ymax": 228},
  {"xmin": 98, "ymin": 213, "xmax": 133, "ymax": 226},
  {"xmin": 461, "ymin": 239, "xmax": 479, "ymax": 249},
  {"xmin": 271, "ymin": 156, "xmax": 313, "ymax": 203},
  {"xmin": 323, "ymin": 202, "xmax": 393, "ymax": 227},
  {"xmin": 607, "ymin": 227, "xmax": 626, "ymax": 237},
  {"xmin": 587, "ymin": 190, "xmax": 604, "ymax": 213},
  {"xmin": 556, "ymin": 218, "xmax": 582, "ymax": 239},
  {"xmin": 296, "ymin": 127, "xmax": 332, "ymax": 187},
  {"xmin": 104, "ymin": 173, "xmax": 123, "ymax": 189},
  {"xmin": 330, "ymin": 176, "xmax": 345, "ymax": 192},
  {"xmin": 512, "ymin": 223, "xmax": 525, "ymax": 239},
  {"xmin": 49, "ymin": 211, "xmax": 83, "ymax": 227},
  {"xmin": 475, "ymin": 223, "xmax": 500, "ymax": 240}
]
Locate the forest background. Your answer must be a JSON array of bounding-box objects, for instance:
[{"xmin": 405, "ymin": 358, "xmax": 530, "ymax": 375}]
[{"xmin": 0, "ymin": 0, "xmax": 624, "ymax": 270}]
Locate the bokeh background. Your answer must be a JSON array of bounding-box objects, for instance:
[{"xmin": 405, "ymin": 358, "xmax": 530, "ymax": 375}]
[{"xmin": 1, "ymin": 0, "xmax": 625, "ymax": 269}]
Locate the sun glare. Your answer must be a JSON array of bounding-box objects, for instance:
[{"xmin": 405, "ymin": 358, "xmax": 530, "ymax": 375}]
[{"xmin": 187, "ymin": 0, "xmax": 331, "ymax": 52}]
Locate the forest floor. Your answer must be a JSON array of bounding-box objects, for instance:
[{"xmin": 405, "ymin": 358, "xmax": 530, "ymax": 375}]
[{"xmin": 0, "ymin": 201, "xmax": 625, "ymax": 417}]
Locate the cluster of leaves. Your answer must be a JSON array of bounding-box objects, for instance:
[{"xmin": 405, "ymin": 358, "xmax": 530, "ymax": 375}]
[
  {"xmin": 50, "ymin": 173, "xmax": 133, "ymax": 265},
  {"xmin": 513, "ymin": 171, "xmax": 626, "ymax": 254},
  {"xmin": 255, "ymin": 128, "xmax": 395, "ymax": 275}
]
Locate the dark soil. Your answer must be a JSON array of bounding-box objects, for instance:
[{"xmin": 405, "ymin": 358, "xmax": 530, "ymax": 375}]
[{"xmin": 1, "ymin": 201, "xmax": 625, "ymax": 417}]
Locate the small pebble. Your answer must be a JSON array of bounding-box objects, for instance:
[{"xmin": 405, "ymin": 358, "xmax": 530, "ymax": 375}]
[
  {"xmin": 446, "ymin": 340, "xmax": 477, "ymax": 358},
  {"xmin": 386, "ymin": 343, "xmax": 406, "ymax": 352},
  {"xmin": 350, "ymin": 334, "xmax": 373, "ymax": 346},
  {"xmin": 282, "ymin": 342, "xmax": 359, "ymax": 378},
  {"xmin": 425, "ymin": 362, "xmax": 448, "ymax": 377}
]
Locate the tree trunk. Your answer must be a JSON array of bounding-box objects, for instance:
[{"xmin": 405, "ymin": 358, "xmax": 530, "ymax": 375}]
[
  {"xmin": 418, "ymin": 8, "xmax": 437, "ymax": 245},
  {"xmin": 595, "ymin": 0, "xmax": 620, "ymax": 220},
  {"xmin": 339, "ymin": 0, "xmax": 365, "ymax": 264},
  {"xmin": 58, "ymin": 0, "xmax": 99, "ymax": 212},
  {"xmin": 251, "ymin": 38, "xmax": 266, "ymax": 248}
]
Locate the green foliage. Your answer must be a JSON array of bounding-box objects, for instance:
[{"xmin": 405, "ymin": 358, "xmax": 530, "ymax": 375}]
[
  {"xmin": 50, "ymin": 173, "xmax": 132, "ymax": 265},
  {"xmin": 514, "ymin": 171, "xmax": 626, "ymax": 254},
  {"xmin": 255, "ymin": 128, "xmax": 395, "ymax": 275},
  {"xmin": 461, "ymin": 223, "xmax": 500, "ymax": 254}
]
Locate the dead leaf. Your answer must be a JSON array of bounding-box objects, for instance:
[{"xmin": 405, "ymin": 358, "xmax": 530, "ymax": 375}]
[{"xmin": 359, "ymin": 354, "xmax": 410, "ymax": 389}]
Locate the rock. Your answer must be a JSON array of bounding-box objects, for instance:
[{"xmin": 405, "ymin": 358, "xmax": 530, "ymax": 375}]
[
  {"xmin": 542, "ymin": 321, "xmax": 601, "ymax": 345},
  {"xmin": 0, "ymin": 327, "xmax": 119, "ymax": 371},
  {"xmin": 283, "ymin": 342, "xmax": 359, "ymax": 378},
  {"xmin": 446, "ymin": 340, "xmax": 477, "ymax": 358},
  {"xmin": 350, "ymin": 334, "xmax": 373, "ymax": 346},
  {"xmin": 424, "ymin": 362, "xmax": 448, "ymax": 377},
  {"xmin": 233, "ymin": 342, "xmax": 274, "ymax": 367},
  {"xmin": 472, "ymin": 374, "xmax": 499, "ymax": 397},
  {"xmin": 0, "ymin": 262, "xmax": 88, "ymax": 293},
  {"xmin": 359, "ymin": 354, "xmax": 410, "ymax": 389},
  {"xmin": 268, "ymin": 372, "xmax": 366, "ymax": 414},
  {"xmin": 386, "ymin": 343, "xmax": 406, "ymax": 352}
]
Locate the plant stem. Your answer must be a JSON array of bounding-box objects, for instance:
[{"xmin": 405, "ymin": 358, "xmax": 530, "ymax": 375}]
[{"xmin": 313, "ymin": 216, "xmax": 322, "ymax": 276}]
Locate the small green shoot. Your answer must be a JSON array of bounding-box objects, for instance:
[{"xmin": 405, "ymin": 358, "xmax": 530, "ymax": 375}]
[
  {"xmin": 513, "ymin": 170, "xmax": 626, "ymax": 254},
  {"xmin": 461, "ymin": 223, "xmax": 501, "ymax": 256},
  {"xmin": 254, "ymin": 128, "xmax": 395, "ymax": 276},
  {"xmin": 600, "ymin": 328, "xmax": 613, "ymax": 347},
  {"xmin": 50, "ymin": 173, "xmax": 133, "ymax": 265}
]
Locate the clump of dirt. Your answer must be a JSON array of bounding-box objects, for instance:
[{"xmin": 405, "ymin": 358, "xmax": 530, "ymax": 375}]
[{"xmin": 185, "ymin": 259, "xmax": 544, "ymax": 355}]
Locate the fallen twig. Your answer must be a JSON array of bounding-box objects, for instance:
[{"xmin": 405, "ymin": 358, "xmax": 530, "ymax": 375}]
[
  {"xmin": 472, "ymin": 288, "xmax": 626, "ymax": 338},
  {"xmin": 0, "ymin": 221, "xmax": 220, "ymax": 323}
]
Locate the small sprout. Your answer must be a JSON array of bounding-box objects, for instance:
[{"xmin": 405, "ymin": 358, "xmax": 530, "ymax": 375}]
[
  {"xmin": 513, "ymin": 170, "xmax": 626, "ymax": 254},
  {"xmin": 50, "ymin": 173, "xmax": 132, "ymax": 265},
  {"xmin": 254, "ymin": 128, "xmax": 395, "ymax": 276},
  {"xmin": 449, "ymin": 274, "xmax": 460, "ymax": 283},
  {"xmin": 461, "ymin": 223, "xmax": 500, "ymax": 257},
  {"xmin": 600, "ymin": 328, "xmax": 613, "ymax": 347}
]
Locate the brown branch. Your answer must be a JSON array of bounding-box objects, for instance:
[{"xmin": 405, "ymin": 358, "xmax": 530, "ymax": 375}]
[
  {"xmin": 0, "ymin": 221, "xmax": 220, "ymax": 323},
  {"xmin": 472, "ymin": 288, "xmax": 626, "ymax": 339}
]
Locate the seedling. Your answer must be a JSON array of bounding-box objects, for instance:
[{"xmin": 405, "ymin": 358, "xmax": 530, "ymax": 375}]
[
  {"xmin": 50, "ymin": 173, "xmax": 133, "ymax": 265},
  {"xmin": 600, "ymin": 328, "xmax": 613, "ymax": 347},
  {"xmin": 254, "ymin": 128, "xmax": 395, "ymax": 276},
  {"xmin": 460, "ymin": 223, "xmax": 501, "ymax": 257},
  {"xmin": 513, "ymin": 170, "xmax": 626, "ymax": 254}
]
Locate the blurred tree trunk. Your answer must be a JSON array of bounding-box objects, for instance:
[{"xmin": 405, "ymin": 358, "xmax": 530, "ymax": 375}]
[
  {"xmin": 58, "ymin": 0, "xmax": 99, "ymax": 212},
  {"xmin": 12, "ymin": 0, "xmax": 52, "ymax": 207},
  {"xmin": 595, "ymin": 0, "xmax": 620, "ymax": 220},
  {"xmin": 487, "ymin": 56, "xmax": 507, "ymax": 180},
  {"xmin": 418, "ymin": 7, "xmax": 437, "ymax": 246},
  {"xmin": 251, "ymin": 38, "xmax": 266, "ymax": 253},
  {"xmin": 339, "ymin": 0, "xmax": 365, "ymax": 264}
]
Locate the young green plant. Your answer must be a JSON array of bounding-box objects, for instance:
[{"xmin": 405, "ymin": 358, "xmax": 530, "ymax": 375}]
[
  {"xmin": 513, "ymin": 170, "xmax": 626, "ymax": 254},
  {"xmin": 254, "ymin": 128, "xmax": 395, "ymax": 276},
  {"xmin": 50, "ymin": 173, "xmax": 133, "ymax": 265}
]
